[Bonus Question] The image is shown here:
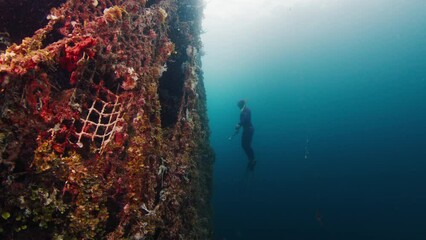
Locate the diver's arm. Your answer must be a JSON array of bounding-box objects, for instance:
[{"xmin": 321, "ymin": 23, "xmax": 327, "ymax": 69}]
[{"xmin": 228, "ymin": 125, "xmax": 240, "ymax": 140}]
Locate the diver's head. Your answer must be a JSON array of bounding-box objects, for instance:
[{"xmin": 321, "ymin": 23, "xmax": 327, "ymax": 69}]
[{"xmin": 237, "ymin": 99, "xmax": 246, "ymax": 109}]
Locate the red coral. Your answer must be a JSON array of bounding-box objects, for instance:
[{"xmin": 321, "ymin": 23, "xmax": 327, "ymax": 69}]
[
  {"xmin": 59, "ymin": 37, "xmax": 98, "ymax": 84},
  {"xmin": 26, "ymin": 73, "xmax": 51, "ymax": 116}
]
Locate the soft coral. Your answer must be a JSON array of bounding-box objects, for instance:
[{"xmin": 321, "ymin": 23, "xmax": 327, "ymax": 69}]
[{"xmin": 59, "ymin": 37, "xmax": 98, "ymax": 84}]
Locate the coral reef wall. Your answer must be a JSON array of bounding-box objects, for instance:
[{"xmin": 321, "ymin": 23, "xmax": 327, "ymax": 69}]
[{"xmin": 0, "ymin": 0, "xmax": 214, "ymax": 239}]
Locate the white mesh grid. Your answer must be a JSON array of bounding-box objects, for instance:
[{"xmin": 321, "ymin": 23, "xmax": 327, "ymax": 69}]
[{"xmin": 74, "ymin": 86, "xmax": 124, "ymax": 153}]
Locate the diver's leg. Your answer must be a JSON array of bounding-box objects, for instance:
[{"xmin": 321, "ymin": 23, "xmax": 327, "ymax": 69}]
[
  {"xmin": 242, "ymin": 129, "xmax": 255, "ymax": 170},
  {"xmin": 241, "ymin": 131, "xmax": 250, "ymax": 159},
  {"xmin": 246, "ymin": 128, "xmax": 255, "ymax": 170},
  {"xmin": 247, "ymin": 128, "xmax": 254, "ymax": 160}
]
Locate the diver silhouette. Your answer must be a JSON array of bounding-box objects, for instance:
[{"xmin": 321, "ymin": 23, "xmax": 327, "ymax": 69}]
[{"xmin": 231, "ymin": 99, "xmax": 255, "ymax": 170}]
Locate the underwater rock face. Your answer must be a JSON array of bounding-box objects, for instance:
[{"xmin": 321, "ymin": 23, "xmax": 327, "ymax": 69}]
[{"xmin": 0, "ymin": 0, "xmax": 213, "ymax": 239}]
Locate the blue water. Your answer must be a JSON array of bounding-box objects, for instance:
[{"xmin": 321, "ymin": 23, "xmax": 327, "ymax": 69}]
[{"xmin": 202, "ymin": 1, "xmax": 426, "ymax": 239}]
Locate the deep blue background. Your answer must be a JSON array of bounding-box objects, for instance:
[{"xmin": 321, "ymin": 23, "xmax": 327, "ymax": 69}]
[{"xmin": 202, "ymin": 1, "xmax": 426, "ymax": 239}]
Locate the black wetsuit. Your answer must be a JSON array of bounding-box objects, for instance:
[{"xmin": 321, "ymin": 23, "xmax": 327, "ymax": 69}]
[{"xmin": 240, "ymin": 107, "xmax": 254, "ymax": 162}]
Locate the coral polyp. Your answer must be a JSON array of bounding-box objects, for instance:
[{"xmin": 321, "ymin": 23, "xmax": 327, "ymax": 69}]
[{"xmin": 0, "ymin": 0, "xmax": 213, "ymax": 239}]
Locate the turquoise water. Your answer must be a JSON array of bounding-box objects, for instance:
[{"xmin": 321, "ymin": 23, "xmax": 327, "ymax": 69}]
[{"xmin": 202, "ymin": 1, "xmax": 426, "ymax": 239}]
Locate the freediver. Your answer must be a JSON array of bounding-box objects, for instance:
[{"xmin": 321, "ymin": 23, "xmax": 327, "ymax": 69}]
[{"xmin": 230, "ymin": 99, "xmax": 255, "ymax": 170}]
